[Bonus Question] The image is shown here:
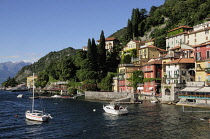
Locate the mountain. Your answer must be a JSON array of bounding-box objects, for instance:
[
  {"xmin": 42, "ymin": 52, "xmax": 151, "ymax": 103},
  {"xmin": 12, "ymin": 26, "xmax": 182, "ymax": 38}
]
[{"xmin": 0, "ymin": 61, "xmax": 31, "ymax": 85}]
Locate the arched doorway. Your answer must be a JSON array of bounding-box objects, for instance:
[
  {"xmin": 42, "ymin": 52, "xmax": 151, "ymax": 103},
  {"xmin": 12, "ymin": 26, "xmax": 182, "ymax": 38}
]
[{"xmin": 165, "ymin": 88, "xmax": 171, "ymax": 95}]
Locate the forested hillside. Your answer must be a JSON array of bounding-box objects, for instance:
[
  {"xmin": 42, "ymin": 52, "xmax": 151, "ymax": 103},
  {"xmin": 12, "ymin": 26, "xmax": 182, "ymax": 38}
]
[
  {"xmin": 15, "ymin": 47, "xmax": 77, "ymax": 83},
  {"xmin": 110, "ymin": 0, "xmax": 210, "ymax": 49}
]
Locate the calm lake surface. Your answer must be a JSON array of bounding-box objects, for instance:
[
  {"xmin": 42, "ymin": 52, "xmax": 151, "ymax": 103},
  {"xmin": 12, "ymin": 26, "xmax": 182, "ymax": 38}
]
[{"xmin": 1, "ymin": 90, "xmax": 210, "ymax": 139}]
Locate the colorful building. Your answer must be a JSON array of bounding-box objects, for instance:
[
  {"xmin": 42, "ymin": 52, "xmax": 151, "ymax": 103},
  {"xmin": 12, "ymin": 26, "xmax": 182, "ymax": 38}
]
[{"xmin": 141, "ymin": 59, "xmax": 162, "ymax": 96}]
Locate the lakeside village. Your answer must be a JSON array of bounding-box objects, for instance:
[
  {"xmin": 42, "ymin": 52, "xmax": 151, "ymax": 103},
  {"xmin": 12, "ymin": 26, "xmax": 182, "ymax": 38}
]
[{"xmin": 3, "ymin": 21, "xmax": 210, "ymax": 108}]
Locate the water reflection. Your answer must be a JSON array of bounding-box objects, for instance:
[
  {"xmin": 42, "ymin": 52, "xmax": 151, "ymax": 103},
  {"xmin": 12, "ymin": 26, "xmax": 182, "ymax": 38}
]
[
  {"xmin": 103, "ymin": 113, "xmax": 119, "ymax": 127},
  {"xmin": 25, "ymin": 119, "xmax": 43, "ymax": 126}
]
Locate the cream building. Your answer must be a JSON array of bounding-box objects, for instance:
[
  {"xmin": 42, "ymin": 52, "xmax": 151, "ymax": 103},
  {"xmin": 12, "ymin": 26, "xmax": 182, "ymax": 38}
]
[
  {"xmin": 187, "ymin": 21, "xmax": 210, "ymax": 45},
  {"xmin": 27, "ymin": 75, "xmax": 38, "ymax": 89}
]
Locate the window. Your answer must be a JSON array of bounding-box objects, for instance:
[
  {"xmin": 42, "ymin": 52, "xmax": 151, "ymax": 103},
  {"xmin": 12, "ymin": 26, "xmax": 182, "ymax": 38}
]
[
  {"xmin": 205, "ymin": 30, "xmax": 209, "ymax": 34},
  {"xmin": 196, "ymin": 52, "xmax": 201, "ymax": 60},
  {"xmin": 198, "ymin": 76, "xmax": 201, "ymax": 81},
  {"xmin": 207, "ymin": 51, "xmax": 210, "ymax": 58},
  {"xmin": 165, "ymin": 88, "xmax": 171, "ymax": 95}
]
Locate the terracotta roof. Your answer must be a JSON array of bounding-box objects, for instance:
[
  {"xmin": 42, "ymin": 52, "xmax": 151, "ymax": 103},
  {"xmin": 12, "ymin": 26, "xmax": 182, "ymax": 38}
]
[
  {"xmin": 143, "ymin": 60, "xmax": 162, "ymax": 66},
  {"xmin": 168, "ymin": 26, "xmax": 193, "ymax": 32},
  {"xmin": 164, "ymin": 58, "xmax": 195, "ymax": 64},
  {"xmin": 140, "ymin": 45, "xmax": 167, "ymax": 52},
  {"xmin": 193, "ymin": 41, "xmax": 210, "ymax": 48},
  {"xmin": 170, "ymin": 46, "xmax": 180, "ymax": 50},
  {"xmin": 97, "ymin": 37, "xmax": 118, "ymax": 42}
]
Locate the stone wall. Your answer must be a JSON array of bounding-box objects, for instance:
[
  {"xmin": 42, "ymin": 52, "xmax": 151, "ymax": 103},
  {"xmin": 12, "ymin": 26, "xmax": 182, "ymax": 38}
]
[{"xmin": 85, "ymin": 91, "xmax": 133, "ymax": 100}]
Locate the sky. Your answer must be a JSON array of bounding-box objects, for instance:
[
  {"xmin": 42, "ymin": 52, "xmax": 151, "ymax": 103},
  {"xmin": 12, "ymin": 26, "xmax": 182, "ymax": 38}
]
[{"xmin": 0, "ymin": 0, "xmax": 165, "ymax": 63}]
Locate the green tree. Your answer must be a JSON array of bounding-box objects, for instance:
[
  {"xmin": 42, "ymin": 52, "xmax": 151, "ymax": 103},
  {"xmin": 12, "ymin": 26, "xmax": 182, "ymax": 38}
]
[
  {"xmin": 128, "ymin": 70, "xmax": 144, "ymax": 92},
  {"xmin": 98, "ymin": 72, "xmax": 116, "ymax": 91},
  {"xmin": 35, "ymin": 71, "xmax": 49, "ymax": 88},
  {"xmin": 126, "ymin": 19, "xmax": 133, "ymax": 41},
  {"xmin": 98, "ymin": 30, "xmax": 106, "ymax": 78}
]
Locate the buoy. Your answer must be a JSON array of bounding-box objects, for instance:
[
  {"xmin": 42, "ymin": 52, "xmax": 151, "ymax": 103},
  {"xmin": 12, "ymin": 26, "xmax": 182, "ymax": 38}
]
[
  {"xmin": 93, "ymin": 109, "xmax": 96, "ymax": 112},
  {"xmin": 15, "ymin": 115, "xmax": 18, "ymax": 117}
]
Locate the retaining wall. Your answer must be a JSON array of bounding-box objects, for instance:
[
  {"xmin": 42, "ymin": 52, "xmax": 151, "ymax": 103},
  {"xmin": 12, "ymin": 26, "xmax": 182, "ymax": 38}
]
[{"xmin": 85, "ymin": 91, "xmax": 133, "ymax": 100}]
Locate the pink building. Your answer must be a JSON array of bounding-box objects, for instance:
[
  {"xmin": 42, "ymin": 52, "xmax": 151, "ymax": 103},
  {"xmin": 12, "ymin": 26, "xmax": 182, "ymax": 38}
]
[{"xmin": 141, "ymin": 60, "xmax": 162, "ymax": 96}]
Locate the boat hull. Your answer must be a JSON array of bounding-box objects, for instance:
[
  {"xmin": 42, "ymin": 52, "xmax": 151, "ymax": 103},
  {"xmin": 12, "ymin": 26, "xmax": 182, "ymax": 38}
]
[
  {"xmin": 25, "ymin": 111, "xmax": 51, "ymax": 122},
  {"xmin": 103, "ymin": 105, "xmax": 128, "ymax": 115}
]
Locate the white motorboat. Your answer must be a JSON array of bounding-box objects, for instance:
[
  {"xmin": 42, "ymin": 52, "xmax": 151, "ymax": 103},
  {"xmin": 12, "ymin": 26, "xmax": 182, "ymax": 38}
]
[
  {"xmin": 150, "ymin": 100, "xmax": 158, "ymax": 103},
  {"xmin": 103, "ymin": 103, "xmax": 128, "ymax": 115},
  {"xmin": 25, "ymin": 73, "xmax": 52, "ymax": 122},
  {"xmin": 51, "ymin": 95, "xmax": 62, "ymax": 98},
  {"xmin": 17, "ymin": 94, "xmax": 23, "ymax": 98}
]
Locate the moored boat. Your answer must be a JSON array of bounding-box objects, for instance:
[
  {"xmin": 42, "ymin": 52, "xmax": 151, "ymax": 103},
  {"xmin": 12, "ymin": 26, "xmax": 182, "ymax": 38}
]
[
  {"xmin": 17, "ymin": 94, "xmax": 23, "ymax": 98},
  {"xmin": 103, "ymin": 103, "xmax": 128, "ymax": 115},
  {"xmin": 25, "ymin": 73, "xmax": 52, "ymax": 122}
]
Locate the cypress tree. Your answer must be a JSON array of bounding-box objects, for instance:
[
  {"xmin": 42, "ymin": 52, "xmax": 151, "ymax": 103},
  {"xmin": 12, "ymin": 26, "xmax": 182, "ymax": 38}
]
[
  {"xmin": 127, "ymin": 19, "xmax": 133, "ymax": 41},
  {"xmin": 131, "ymin": 8, "xmax": 140, "ymax": 39},
  {"xmin": 86, "ymin": 38, "xmax": 94, "ymax": 71},
  {"xmin": 98, "ymin": 30, "xmax": 106, "ymax": 78},
  {"xmin": 91, "ymin": 38, "xmax": 98, "ymax": 71},
  {"xmin": 87, "ymin": 38, "xmax": 92, "ymax": 60}
]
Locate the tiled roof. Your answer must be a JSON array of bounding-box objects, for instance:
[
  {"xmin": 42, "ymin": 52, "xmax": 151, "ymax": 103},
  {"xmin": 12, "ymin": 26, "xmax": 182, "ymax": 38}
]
[
  {"xmin": 168, "ymin": 26, "xmax": 193, "ymax": 32},
  {"xmin": 170, "ymin": 46, "xmax": 180, "ymax": 50},
  {"xmin": 97, "ymin": 37, "xmax": 118, "ymax": 42},
  {"xmin": 143, "ymin": 60, "xmax": 162, "ymax": 66},
  {"xmin": 140, "ymin": 45, "xmax": 167, "ymax": 52},
  {"xmin": 164, "ymin": 58, "xmax": 195, "ymax": 64},
  {"xmin": 193, "ymin": 41, "xmax": 210, "ymax": 48}
]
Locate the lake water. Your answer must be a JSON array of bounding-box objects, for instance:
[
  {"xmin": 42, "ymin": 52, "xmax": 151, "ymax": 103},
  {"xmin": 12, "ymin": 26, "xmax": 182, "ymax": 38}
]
[{"xmin": 1, "ymin": 90, "xmax": 210, "ymax": 139}]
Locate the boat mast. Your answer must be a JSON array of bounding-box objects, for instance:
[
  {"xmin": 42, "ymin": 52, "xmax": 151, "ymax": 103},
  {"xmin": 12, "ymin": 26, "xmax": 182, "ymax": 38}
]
[{"xmin": 32, "ymin": 73, "xmax": 35, "ymax": 113}]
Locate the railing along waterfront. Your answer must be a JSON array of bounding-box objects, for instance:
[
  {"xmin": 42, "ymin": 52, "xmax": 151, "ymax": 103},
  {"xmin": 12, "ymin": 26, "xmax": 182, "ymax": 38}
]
[{"xmin": 178, "ymin": 94, "xmax": 210, "ymax": 99}]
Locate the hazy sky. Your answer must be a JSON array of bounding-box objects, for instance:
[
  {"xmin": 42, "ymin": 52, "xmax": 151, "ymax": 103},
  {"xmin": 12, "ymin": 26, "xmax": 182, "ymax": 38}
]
[{"xmin": 0, "ymin": 0, "xmax": 165, "ymax": 63}]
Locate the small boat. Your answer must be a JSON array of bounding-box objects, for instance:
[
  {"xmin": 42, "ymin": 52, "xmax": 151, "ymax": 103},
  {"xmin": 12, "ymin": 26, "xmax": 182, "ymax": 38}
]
[
  {"xmin": 150, "ymin": 100, "xmax": 158, "ymax": 103},
  {"xmin": 17, "ymin": 94, "xmax": 23, "ymax": 98},
  {"xmin": 103, "ymin": 103, "xmax": 128, "ymax": 115},
  {"xmin": 51, "ymin": 95, "xmax": 62, "ymax": 98},
  {"xmin": 25, "ymin": 73, "xmax": 52, "ymax": 122}
]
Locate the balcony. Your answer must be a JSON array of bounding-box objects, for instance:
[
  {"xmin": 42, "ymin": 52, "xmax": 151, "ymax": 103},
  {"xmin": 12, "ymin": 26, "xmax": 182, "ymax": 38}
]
[
  {"xmin": 142, "ymin": 68, "xmax": 153, "ymax": 72},
  {"xmin": 131, "ymin": 57, "xmax": 141, "ymax": 62}
]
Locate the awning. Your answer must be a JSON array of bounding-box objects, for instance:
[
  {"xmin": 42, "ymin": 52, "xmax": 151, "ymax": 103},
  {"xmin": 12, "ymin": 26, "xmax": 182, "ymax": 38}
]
[
  {"xmin": 137, "ymin": 87, "xmax": 144, "ymax": 90},
  {"xmin": 195, "ymin": 87, "xmax": 210, "ymax": 92},
  {"xmin": 180, "ymin": 87, "xmax": 200, "ymax": 92},
  {"xmin": 149, "ymin": 87, "xmax": 153, "ymax": 91}
]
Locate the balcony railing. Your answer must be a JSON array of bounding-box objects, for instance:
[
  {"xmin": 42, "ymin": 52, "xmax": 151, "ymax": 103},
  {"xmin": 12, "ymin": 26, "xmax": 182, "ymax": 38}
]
[
  {"xmin": 142, "ymin": 68, "xmax": 153, "ymax": 72},
  {"xmin": 178, "ymin": 94, "xmax": 210, "ymax": 99},
  {"xmin": 131, "ymin": 57, "xmax": 141, "ymax": 62}
]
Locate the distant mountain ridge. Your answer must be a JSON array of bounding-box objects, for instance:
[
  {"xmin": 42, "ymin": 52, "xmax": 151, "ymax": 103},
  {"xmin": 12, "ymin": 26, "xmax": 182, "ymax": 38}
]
[{"xmin": 0, "ymin": 61, "xmax": 31, "ymax": 85}]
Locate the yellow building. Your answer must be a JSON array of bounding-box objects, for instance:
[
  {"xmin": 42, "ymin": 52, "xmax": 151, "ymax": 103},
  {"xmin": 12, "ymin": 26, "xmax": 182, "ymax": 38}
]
[
  {"xmin": 27, "ymin": 75, "xmax": 38, "ymax": 89},
  {"xmin": 195, "ymin": 60, "xmax": 210, "ymax": 82}
]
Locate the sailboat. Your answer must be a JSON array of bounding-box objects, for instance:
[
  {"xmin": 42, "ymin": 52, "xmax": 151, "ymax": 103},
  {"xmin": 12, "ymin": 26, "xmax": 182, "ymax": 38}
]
[{"xmin": 25, "ymin": 73, "xmax": 52, "ymax": 122}]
